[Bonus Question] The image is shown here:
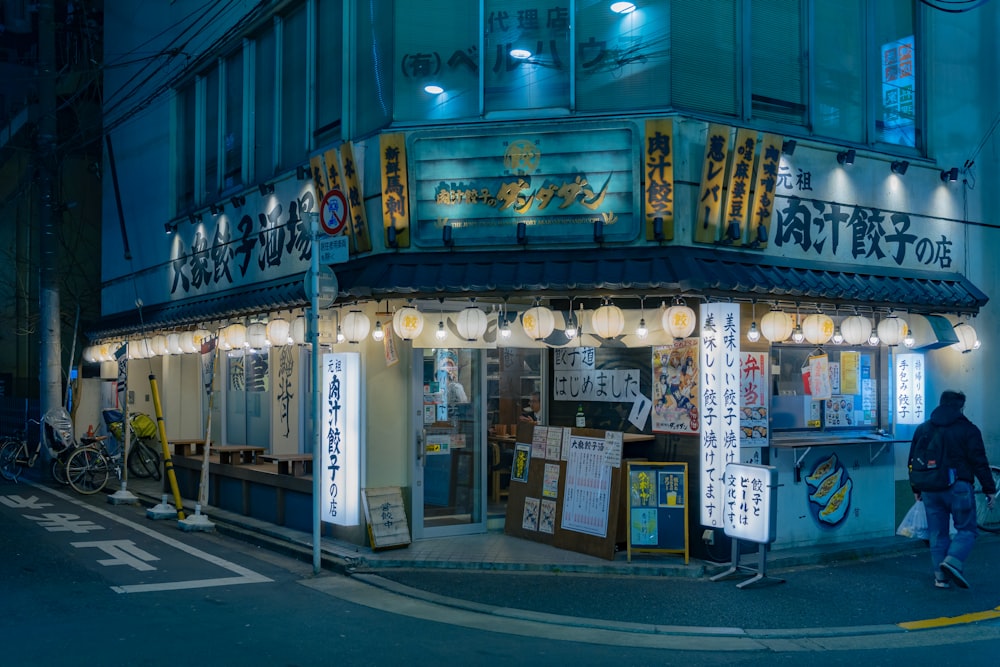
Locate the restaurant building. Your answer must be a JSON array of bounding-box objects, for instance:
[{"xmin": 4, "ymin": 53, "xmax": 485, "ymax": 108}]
[{"xmin": 91, "ymin": 1, "xmax": 998, "ymax": 558}]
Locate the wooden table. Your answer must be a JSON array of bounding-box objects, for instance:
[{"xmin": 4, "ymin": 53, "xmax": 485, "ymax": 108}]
[
  {"xmin": 211, "ymin": 445, "xmax": 266, "ymax": 465},
  {"xmin": 171, "ymin": 439, "xmax": 206, "ymax": 457},
  {"xmin": 259, "ymin": 453, "xmax": 312, "ymax": 476}
]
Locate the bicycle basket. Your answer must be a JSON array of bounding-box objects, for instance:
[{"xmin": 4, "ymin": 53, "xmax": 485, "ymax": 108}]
[
  {"xmin": 130, "ymin": 413, "xmax": 157, "ymax": 439},
  {"xmin": 42, "ymin": 407, "xmax": 76, "ymax": 457},
  {"xmin": 103, "ymin": 409, "xmax": 125, "ymax": 442}
]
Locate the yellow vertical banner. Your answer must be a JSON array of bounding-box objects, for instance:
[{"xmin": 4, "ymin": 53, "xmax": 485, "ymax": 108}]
[
  {"xmin": 694, "ymin": 123, "xmax": 731, "ymax": 244},
  {"xmin": 644, "ymin": 118, "xmax": 674, "ymax": 241},
  {"xmin": 380, "ymin": 132, "xmax": 410, "ymax": 248},
  {"xmin": 720, "ymin": 128, "xmax": 758, "ymax": 247},
  {"xmin": 323, "ymin": 148, "xmax": 343, "ymax": 194},
  {"xmin": 339, "ymin": 142, "xmax": 372, "ymax": 254},
  {"xmin": 309, "ymin": 154, "xmax": 328, "ymax": 201},
  {"xmin": 747, "ymin": 133, "xmax": 782, "ymax": 249}
]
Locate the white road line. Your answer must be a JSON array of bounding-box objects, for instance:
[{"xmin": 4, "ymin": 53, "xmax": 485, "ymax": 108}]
[{"xmin": 25, "ymin": 482, "xmax": 273, "ymax": 593}]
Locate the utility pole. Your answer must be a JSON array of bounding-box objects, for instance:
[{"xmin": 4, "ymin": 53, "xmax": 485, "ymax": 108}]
[{"xmin": 38, "ymin": 0, "xmax": 62, "ymax": 415}]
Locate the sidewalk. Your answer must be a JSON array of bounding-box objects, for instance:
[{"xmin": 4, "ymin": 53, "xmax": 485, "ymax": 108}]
[{"xmin": 121, "ymin": 475, "xmax": 1000, "ymax": 635}]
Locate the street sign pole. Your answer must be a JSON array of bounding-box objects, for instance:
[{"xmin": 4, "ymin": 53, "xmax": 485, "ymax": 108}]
[{"xmin": 309, "ymin": 212, "xmax": 322, "ymax": 574}]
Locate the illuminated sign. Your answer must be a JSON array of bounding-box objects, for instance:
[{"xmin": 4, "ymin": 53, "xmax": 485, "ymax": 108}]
[
  {"xmin": 895, "ymin": 353, "xmax": 925, "ymax": 425},
  {"xmin": 321, "ymin": 352, "xmax": 361, "ymax": 526},
  {"xmin": 722, "ymin": 463, "xmax": 777, "ymax": 544},
  {"xmin": 699, "ymin": 302, "xmax": 740, "ymax": 528}
]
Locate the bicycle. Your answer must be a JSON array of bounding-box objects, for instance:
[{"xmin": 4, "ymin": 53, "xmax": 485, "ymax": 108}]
[
  {"xmin": 103, "ymin": 409, "xmax": 162, "ymax": 481},
  {"xmin": 974, "ymin": 464, "xmax": 1000, "ymax": 533},
  {"xmin": 0, "ymin": 419, "xmax": 76, "ymax": 484},
  {"xmin": 64, "ymin": 435, "xmax": 124, "ymax": 495}
]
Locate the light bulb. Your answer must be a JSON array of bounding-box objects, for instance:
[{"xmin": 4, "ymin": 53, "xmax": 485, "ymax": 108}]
[
  {"xmin": 868, "ymin": 332, "xmax": 880, "ymax": 346},
  {"xmin": 336, "ymin": 326, "xmax": 345, "ymax": 343},
  {"xmin": 832, "ymin": 326, "xmax": 844, "ymax": 345},
  {"xmin": 903, "ymin": 331, "xmax": 915, "ymax": 348},
  {"xmin": 435, "ymin": 320, "xmax": 447, "ymax": 341},
  {"xmin": 791, "ymin": 326, "xmax": 804, "ymax": 344},
  {"xmin": 746, "ymin": 321, "xmax": 760, "ymax": 343},
  {"xmin": 565, "ymin": 313, "xmax": 578, "ymax": 339},
  {"xmin": 636, "ymin": 318, "xmax": 648, "ymax": 340},
  {"xmin": 372, "ymin": 320, "xmax": 385, "ymax": 342}
]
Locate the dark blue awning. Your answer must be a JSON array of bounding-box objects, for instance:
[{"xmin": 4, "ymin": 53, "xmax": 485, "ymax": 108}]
[{"xmin": 334, "ymin": 246, "xmax": 988, "ymax": 314}]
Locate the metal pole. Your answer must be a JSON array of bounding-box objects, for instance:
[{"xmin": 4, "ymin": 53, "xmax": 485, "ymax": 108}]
[
  {"xmin": 310, "ymin": 212, "xmax": 322, "ymax": 573},
  {"xmin": 149, "ymin": 374, "xmax": 186, "ymax": 519}
]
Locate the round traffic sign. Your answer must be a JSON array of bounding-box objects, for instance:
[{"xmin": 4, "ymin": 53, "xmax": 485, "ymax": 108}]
[{"xmin": 319, "ymin": 189, "xmax": 348, "ymax": 235}]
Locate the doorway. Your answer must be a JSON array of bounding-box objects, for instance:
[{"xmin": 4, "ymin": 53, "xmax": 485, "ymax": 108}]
[{"xmin": 412, "ymin": 347, "xmax": 486, "ymax": 538}]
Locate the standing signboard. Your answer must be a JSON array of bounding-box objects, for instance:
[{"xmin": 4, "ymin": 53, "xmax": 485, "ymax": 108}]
[{"xmin": 625, "ymin": 462, "xmax": 689, "ymax": 563}]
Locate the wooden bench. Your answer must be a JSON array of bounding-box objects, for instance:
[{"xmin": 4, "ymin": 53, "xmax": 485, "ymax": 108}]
[
  {"xmin": 259, "ymin": 453, "xmax": 313, "ymax": 477},
  {"xmin": 171, "ymin": 439, "xmax": 206, "ymax": 457},
  {"xmin": 211, "ymin": 445, "xmax": 266, "ymax": 465}
]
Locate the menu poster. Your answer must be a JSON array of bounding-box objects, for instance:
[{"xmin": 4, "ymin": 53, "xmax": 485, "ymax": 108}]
[
  {"xmin": 604, "ymin": 430, "xmax": 623, "ymax": 468},
  {"xmin": 561, "ymin": 435, "xmax": 613, "ymax": 538}
]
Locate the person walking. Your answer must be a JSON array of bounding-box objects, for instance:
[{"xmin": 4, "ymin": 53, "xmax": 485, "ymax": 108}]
[{"xmin": 909, "ymin": 390, "xmax": 996, "ymax": 589}]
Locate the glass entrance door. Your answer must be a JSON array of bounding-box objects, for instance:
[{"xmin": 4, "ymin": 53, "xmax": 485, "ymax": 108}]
[{"xmin": 413, "ymin": 347, "xmax": 485, "ymax": 538}]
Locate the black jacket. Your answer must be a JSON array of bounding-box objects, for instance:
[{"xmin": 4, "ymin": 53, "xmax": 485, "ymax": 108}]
[{"xmin": 909, "ymin": 404, "xmax": 996, "ymax": 495}]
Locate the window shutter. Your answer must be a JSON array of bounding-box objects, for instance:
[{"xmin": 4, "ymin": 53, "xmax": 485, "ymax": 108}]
[
  {"xmin": 751, "ymin": 0, "xmax": 805, "ymax": 124},
  {"xmin": 670, "ymin": 0, "xmax": 738, "ymax": 116}
]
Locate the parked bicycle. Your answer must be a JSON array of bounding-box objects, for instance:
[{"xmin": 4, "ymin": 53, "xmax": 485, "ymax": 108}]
[
  {"xmin": 0, "ymin": 409, "xmax": 79, "ymax": 484},
  {"xmin": 975, "ymin": 465, "xmax": 1000, "ymax": 533},
  {"xmin": 103, "ymin": 409, "xmax": 162, "ymax": 481},
  {"xmin": 63, "ymin": 435, "xmax": 125, "ymax": 495}
]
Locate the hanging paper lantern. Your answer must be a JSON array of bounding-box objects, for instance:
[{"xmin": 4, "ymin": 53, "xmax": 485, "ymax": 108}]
[
  {"xmin": 522, "ymin": 305, "xmax": 555, "ymax": 340},
  {"xmin": 166, "ymin": 333, "xmax": 183, "ymax": 355},
  {"xmin": 760, "ymin": 309, "xmax": 793, "ymax": 342},
  {"xmin": 840, "ymin": 315, "xmax": 872, "ymax": 345},
  {"xmin": 247, "ymin": 322, "xmax": 268, "ymax": 349},
  {"xmin": 224, "ymin": 323, "xmax": 247, "ymax": 350},
  {"xmin": 876, "ymin": 315, "xmax": 908, "ymax": 346},
  {"xmin": 82, "ymin": 346, "xmax": 99, "ymax": 363},
  {"xmin": 150, "ymin": 334, "xmax": 168, "ymax": 356},
  {"xmin": 179, "ymin": 331, "xmax": 196, "ymax": 354},
  {"xmin": 290, "ymin": 316, "xmax": 307, "ymax": 345},
  {"xmin": 455, "ymin": 305, "xmax": 488, "ymax": 341},
  {"xmin": 393, "ymin": 306, "xmax": 425, "ymax": 340},
  {"xmin": 342, "ymin": 310, "xmax": 371, "ymax": 343},
  {"xmin": 802, "ymin": 313, "xmax": 834, "ymax": 344},
  {"xmin": 662, "ymin": 302, "xmax": 697, "ymax": 339},
  {"xmin": 592, "ymin": 303, "xmax": 625, "ymax": 339},
  {"xmin": 952, "ymin": 322, "xmax": 979, "ymax": 353},
  {"xmin": 129, "ymin": 338, "xmax": 151, "ymax": 359},
  {"xmin": 266, "ymin": 318, "xmax": 291, "ymax": 346}
]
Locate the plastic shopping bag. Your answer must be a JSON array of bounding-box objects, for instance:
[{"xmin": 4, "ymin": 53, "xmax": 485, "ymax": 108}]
[{"xmin": 897, "ymin": 500, "xmax": 929, "ymax": 540}]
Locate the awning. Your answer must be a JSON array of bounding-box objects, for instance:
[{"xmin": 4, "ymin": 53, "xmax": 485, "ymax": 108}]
[
  {"xmin": 334, "ymin": 246, "xmax": 988, "ymax": 314},
  {"xmin": 89, "ymin": 246, "xmax": 987, "ymax": 339}
]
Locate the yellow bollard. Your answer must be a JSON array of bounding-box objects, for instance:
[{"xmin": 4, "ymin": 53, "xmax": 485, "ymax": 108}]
[{"xmin": 149, "ymin": 374, "xmax": 186, "ymax": 520}]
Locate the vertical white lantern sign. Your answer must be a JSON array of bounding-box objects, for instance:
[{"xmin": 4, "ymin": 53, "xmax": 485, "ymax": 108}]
[
  {"xmin": 699, "ymin": 302, "xmax": 741, "ymax": 527},
  {"xmin": 895, "ymin": 353, "xmax": 925, "ymax": 425},
  {"xmin": 321, "ymin": 352, "xmax": 361, "ymax": 526}
]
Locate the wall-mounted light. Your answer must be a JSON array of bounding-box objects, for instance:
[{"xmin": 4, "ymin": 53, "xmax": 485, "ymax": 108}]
[
  {"xmin": 188, "ymin": 212, "xmax": 202, "ymax": 225},
  {"xmin": 442, "ymin": 224, "xmax": 454, "ymax": 247},
  {"xmin": 164, "ymin": 222, "xmax": 177, "ymax": 235},
  {"xmin": 509, "ymin": 48, "xmax": 532, "ymax": 60},
  {"xmin": 516, "ymin": 221, "xmax": 527, "ymax": 245},
  {"xmin": 781, "ymin": 139, "xmax": 797, "ymax": 155},
  {"xmin": 387, "ymin": 226, "xmax": 398, "ymax": 248},
  {"xmin": 940, "ymin": 167, "xmax": 959, "ymax": 182},
  {"xmin": 837, "ymin": 148, "xmax": 856, "ymax": 166},
  {"xmin": 209, "ymin": 202, "xmax": 224, "ymax": 216},
  {"xmin": 259, "ymin": 182, "xmax": 275, "ymax": 196},
  {"xmin": 890, "ymin": 160, "xmax": 909, "ymax": 175},
  {"xmin": 296, "ymin": 165, "xmax": 310, "ymax": 180},
  {"xmin": 610, "ymin": 1, "xmax": 636, "ymax": 13},
  {"xmin": 230, "ymin": 195, "xmax": 246, "ymax": 208},
  {"xmin": 423, "ymin": 84, "xmax": 444, "ymax": 94},
  {"xmin": 653, "ymin": 216, "xmax": 665, "ymax": 241},
  {"xmin": 594, "ymin": 218, "xmax": 604, "ymax": 243}
]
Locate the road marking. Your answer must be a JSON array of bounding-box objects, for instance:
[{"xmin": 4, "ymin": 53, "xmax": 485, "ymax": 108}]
[
  {"xmin": 24, "ymin": 482, "xmax": 273, "ymax": 593},
  {"xmin": 898, "ymin": 608, "xmax": 1000, "ymax": 630}
]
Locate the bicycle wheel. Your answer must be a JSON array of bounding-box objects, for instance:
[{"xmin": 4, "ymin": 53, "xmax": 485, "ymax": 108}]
[
  {"xmin": 51, "ymin": 450, "xmax": 70, "ymax": 485},
  {"xmin": 975, "ymin": 465, "xmax": 1000, "ymax": 533},
  {"xmin": 127, "ymin": 440, "xmax": 161, "ymax": 480},
  {"xmin": 0, "ymin": 440, "xmax": 25, "ymax": 481},
  {"xmin": 66, "ymin": 447, "xmax": 110, "ymax": 495}
]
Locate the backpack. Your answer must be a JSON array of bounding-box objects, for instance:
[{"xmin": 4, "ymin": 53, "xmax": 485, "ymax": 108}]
[{"xmin": 909, "ymin": 426, "xmax": 953, "ymax": 492}]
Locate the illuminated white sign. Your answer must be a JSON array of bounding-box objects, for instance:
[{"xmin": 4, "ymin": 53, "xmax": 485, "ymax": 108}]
[
  {"xmin": 699, "ymin": 303, "xmax": 740, "ymax": 527},
  {"xmin": 321, "ymin": 352, "xmax": 361, "ymax": 526},
  {"xmin": 895, "ymin": 353, "xmax": 925, "ymax": 425},
  {"xmin": 723, "ymin": 463, "xmax": 777, "ymax": 544}
]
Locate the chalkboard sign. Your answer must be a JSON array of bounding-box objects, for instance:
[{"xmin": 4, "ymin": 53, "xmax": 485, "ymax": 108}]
[{"xmin": 625, "ymin": 462, "xmax": 689, "ymax": 563}]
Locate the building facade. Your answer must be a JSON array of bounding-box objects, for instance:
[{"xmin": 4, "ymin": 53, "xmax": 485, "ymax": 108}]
[{"xmin": 94, "ymin": 0, "xmax": 999, "ymax": 555}]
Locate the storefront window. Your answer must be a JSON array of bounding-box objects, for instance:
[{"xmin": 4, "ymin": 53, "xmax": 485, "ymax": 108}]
[
  {"xmin": 223, "ymin": 48, "xmax": 244, "ymax": 192},
  {"xmin": 252, "ymin": 25, "xmax": 276, "ymax": 184},
  {"xmin": 279, "ymin": 4, "xmax": 308, "ymax": 168},
  {"xmin": 314, "ymin": 0, "xmax": 342, "ymax": 144},
  {"xmin": 175, "ymin": 84, "xmax": 196, "ymax": 213},
  {"xmin": 770, "ymin": 346, "xmax": 880, "ymax": 432},
  {"xmin": 874, "ymin": 0, "xmax": 917, "ymax": 148},
  {"xmin": 483, "ymin": 0, "xmax": 571, "ymax": 115}
]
